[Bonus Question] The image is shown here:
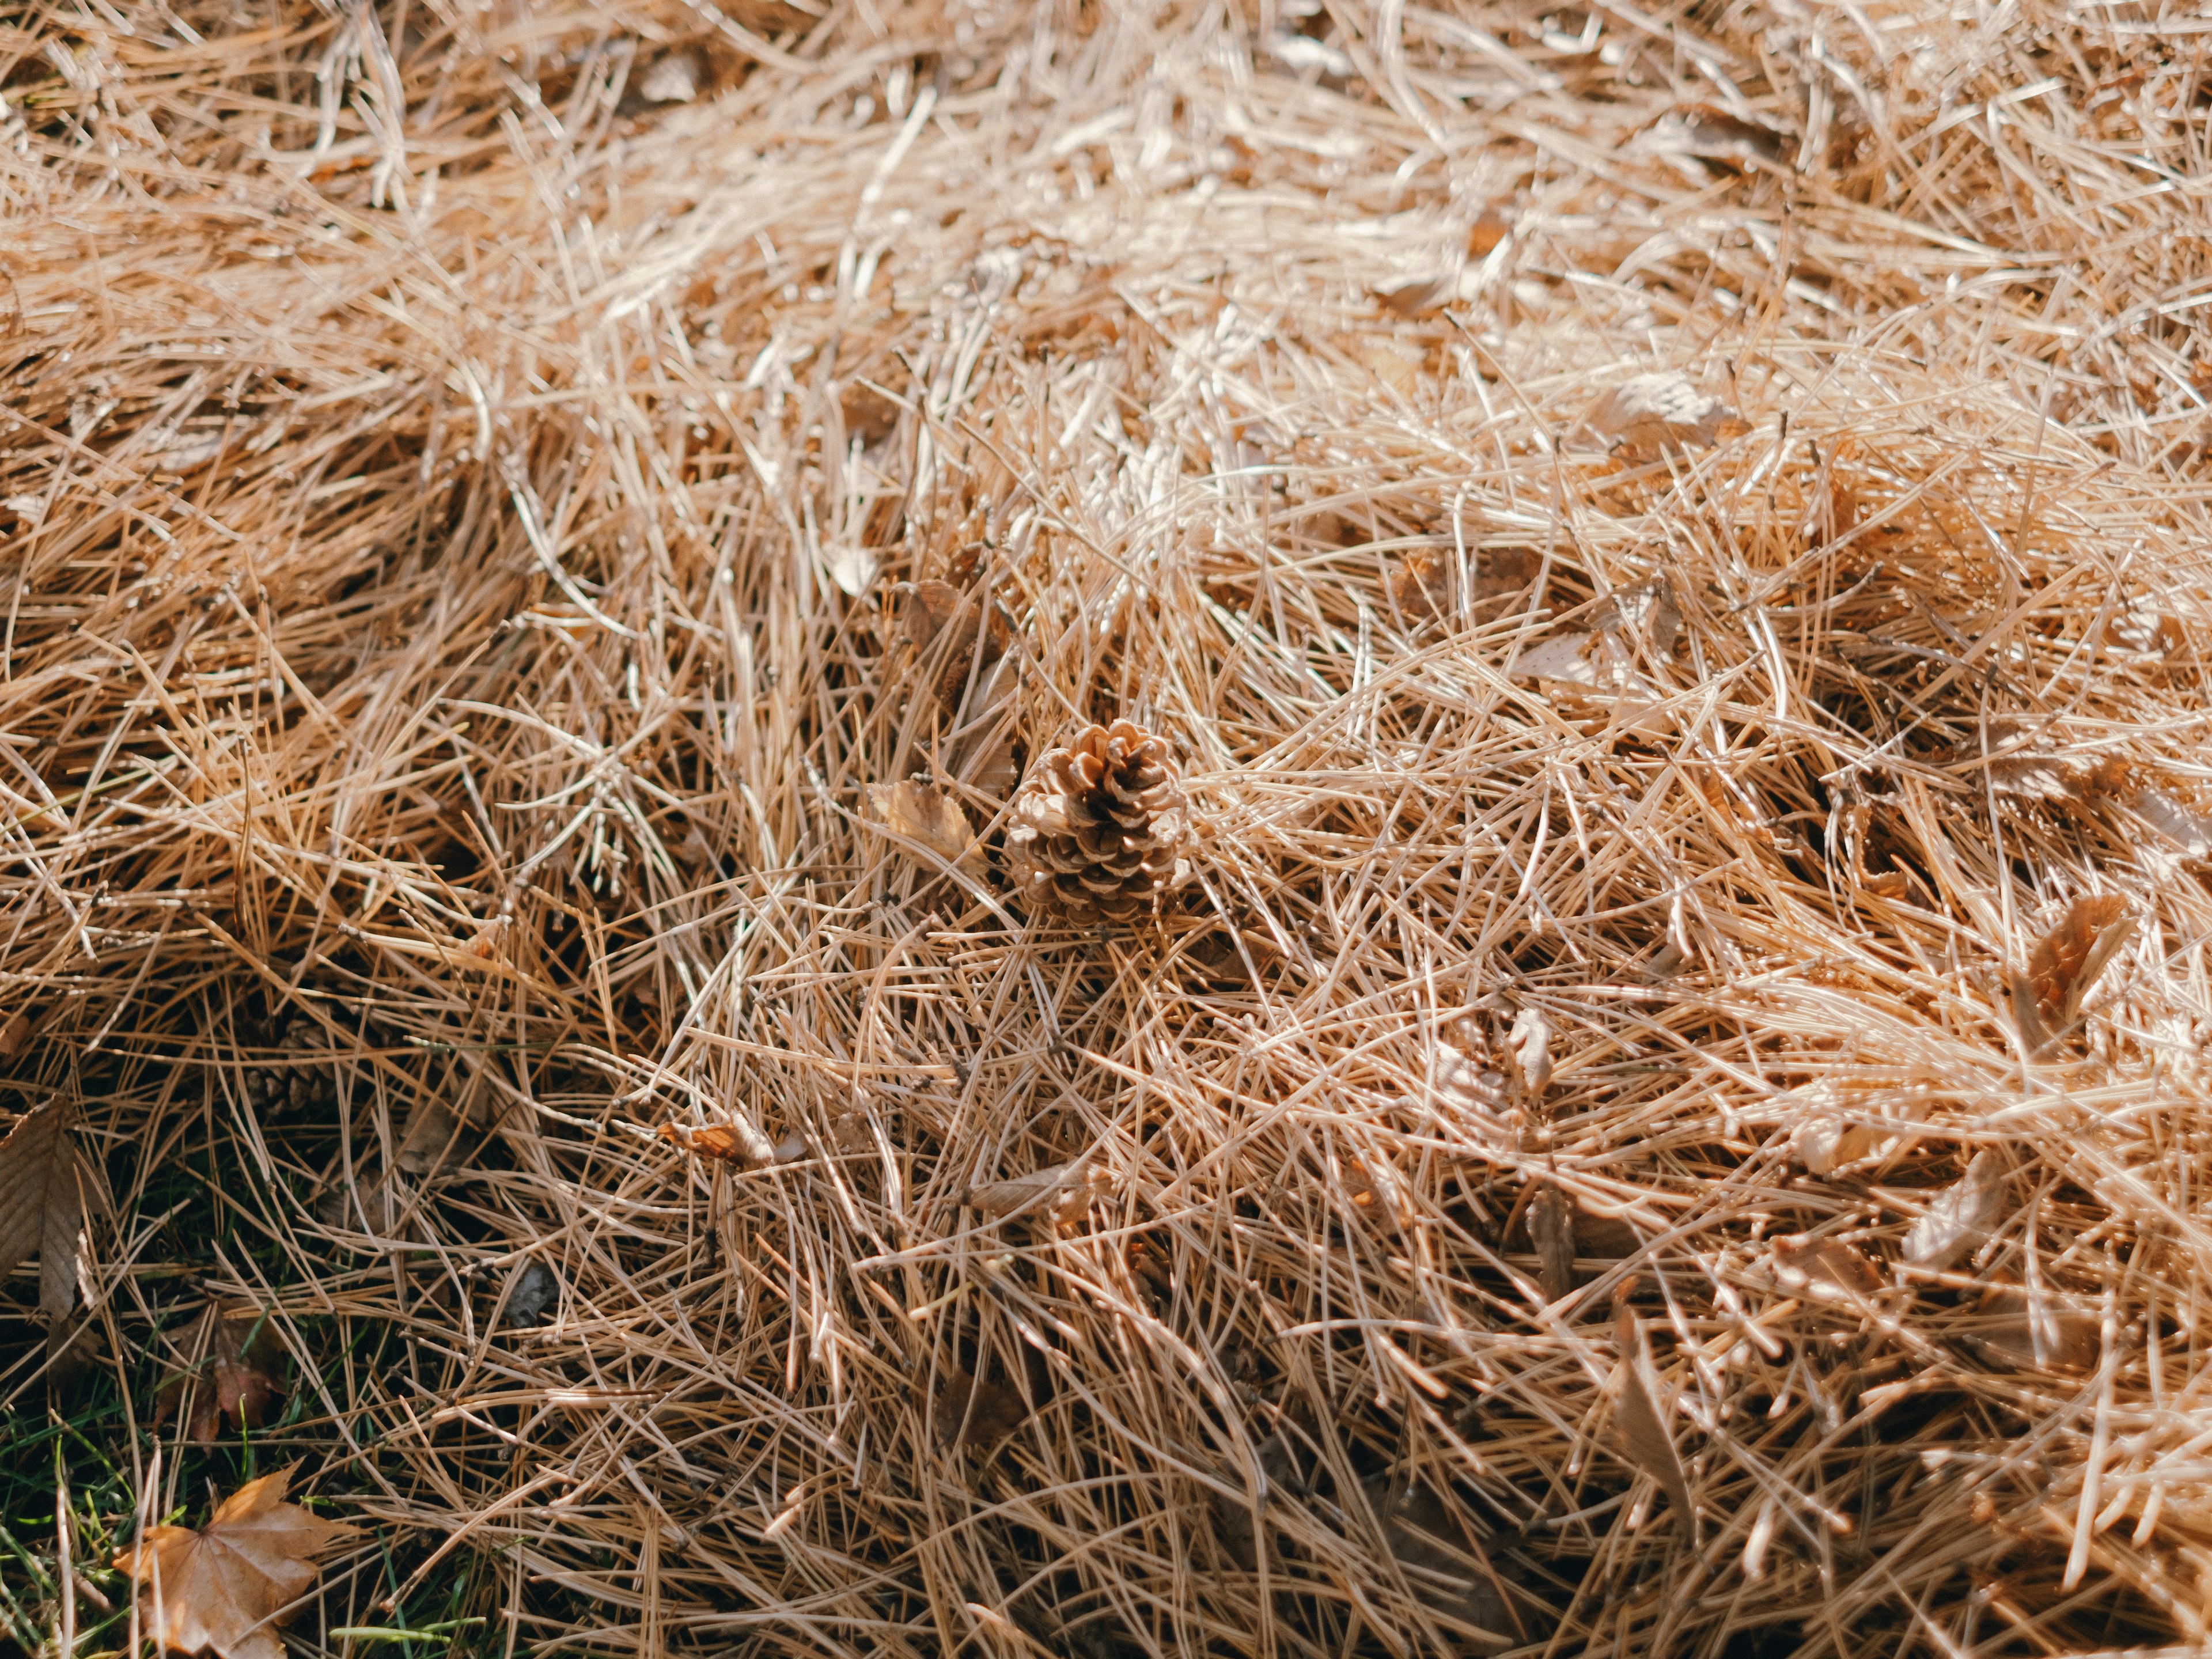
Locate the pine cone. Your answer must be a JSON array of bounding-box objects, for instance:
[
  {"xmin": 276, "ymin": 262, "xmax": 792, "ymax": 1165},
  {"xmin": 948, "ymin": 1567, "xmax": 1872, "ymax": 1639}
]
[{"xmin": 1005, "ymin": 721, "xmax": 1191, "ymax": 921}]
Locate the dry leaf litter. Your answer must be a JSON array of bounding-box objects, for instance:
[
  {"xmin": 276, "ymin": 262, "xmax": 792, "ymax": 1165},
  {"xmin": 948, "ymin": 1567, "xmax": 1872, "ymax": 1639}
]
[{"xmin": 5, "ymin": 0, "xmax": 2212, "ymax": 1655}]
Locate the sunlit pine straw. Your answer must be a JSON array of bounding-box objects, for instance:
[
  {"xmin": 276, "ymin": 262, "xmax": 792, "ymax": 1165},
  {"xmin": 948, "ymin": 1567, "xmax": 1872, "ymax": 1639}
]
[{"xmin": 3, "ymin": 2, "xmax": 2211, "ymax": 1656}]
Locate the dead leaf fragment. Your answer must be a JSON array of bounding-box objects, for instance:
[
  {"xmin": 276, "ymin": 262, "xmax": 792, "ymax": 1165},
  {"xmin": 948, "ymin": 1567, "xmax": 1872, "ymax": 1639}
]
[
  {"xmin": 1578, "ymin": 373, "xmax": 1745, "ymax": 461},
  {"xmin": 2021, "ymin": 895, "xmax": 2134, "ymax": 1039},
  {"xmin": 933, "ymin": 1367, "xmax": 1028, "ymax": 1451},
  {"xmin": 636, "ymin": 49, "xmax": 701, "ymax": 105},
  {"xmin": 965, "ymin": 1160, "xmax": 1112, "ymax": 1227},
  {"xmin": 1969, "ymin": 1283, "xmax": 2098, "ymax": 1373},
  {"xmin": 1791, "ymin": 1113, "xmax": 1877, "ymax": 1177},
  {"xmin": 155, "ymin": 1304, "xmax": 285, "ymax": 1442},
  {"xmin": 1903, "ymin": 1148, "xmax": 2008, "ymax": 1271},
  {"xmin": 901, "ymin": 579, "xmax": 1008, "ymax": 714},
  {"xmin": 1528, "ymin": 1182, "xmax": 1575, "ymax": 1304},
  {"xmin": 1358, "ymin": 1476, "xmax": 1518, "ymax": 1650},
  {"xmin": 1609, "ymin": 1305, "xmax": 1692, "ymax": 1517},
  {"xmin": 658, "ymin": 1117, "xmax": 774, "ymax": 1167},
  {"xmin": 1507, "ymin": 1008, "xmax": 1552, "ymax": 1105},
  {"xmin": 1770, "ymin": 1234, "xmax": 1883, "ymax": 1304},
  {"xmin": 0, "ymin": 1010, "xmax": 30, "ymax": 1057},
  {"xmin": 0, "ymin": 1097, "xmax": 104, "ymax": 1325},
  {"xmin": 868, "ymin": 778, "xmax": 982, "ymax": 874},
  {"xmin": 114, "ymin": 1467, "xmax": 358, "ymax": 1659}
]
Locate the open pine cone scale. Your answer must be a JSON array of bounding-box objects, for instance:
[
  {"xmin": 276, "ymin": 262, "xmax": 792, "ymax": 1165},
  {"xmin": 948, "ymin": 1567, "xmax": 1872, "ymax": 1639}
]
[{"xmin": 1007, "ymin": 721, "xmax": 1192, "ymax": 922}]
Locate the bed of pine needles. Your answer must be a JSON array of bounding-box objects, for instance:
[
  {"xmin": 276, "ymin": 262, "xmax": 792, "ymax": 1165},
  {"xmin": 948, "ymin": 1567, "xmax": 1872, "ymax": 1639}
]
[{"xmin": 7, "ymin": 1, "xmax": 2212, "ymax": 1656}]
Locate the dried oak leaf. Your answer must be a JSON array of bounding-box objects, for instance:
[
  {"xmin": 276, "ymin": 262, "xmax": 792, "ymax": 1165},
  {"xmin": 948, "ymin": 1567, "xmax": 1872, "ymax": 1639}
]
[
  {"xmin": 114, "ymin": 1467, "xmax": 358, "ymax": 1659},
  {"xmin": 0, "ymin": 1097, "xmax": 105, "ymax": 1325},
  {"xmin": 156, "ymin": 1304, "xmax": 285, "ymax": 1442}
]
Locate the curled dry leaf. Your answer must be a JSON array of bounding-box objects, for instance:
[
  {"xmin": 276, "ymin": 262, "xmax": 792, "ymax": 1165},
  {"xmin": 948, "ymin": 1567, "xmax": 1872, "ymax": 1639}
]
[
  {"xmin": 1528, "ymin": 1181, "xmax": 1575, "ymax": 1304},
  {"xmin": 1578, "ymin": 372, "xmax": 1746, "ymax": 461},
  {"xmin": 114, "ymin": 1467, "xmax": 358, "ymax": 1659},
  {"xmin": 1969, "ymin": 1283, "xmax": 2099, "ymax": 1373},
  {"xmin": 1357, "ymin": 1476, "xmax": 1518, "ymax": 1652},
  {"xmin": 0, "ymin": 1096, "xmax": 106, "ymax": 1326},
  {"xmin": 1187, "ymin": 925, "xmax": 1283, "ymax": 987},
  {"xmin": 1791, "ymin": 1113, "xmax": 1878, "ymax": 1177},
  {"xmin": 868, "ymin": 778, "xmax": 983, "ymax": 876},
  {"xmin": 900, "ymin": 578, "xmax": 1009, "ymax": 715},
  {"xmin": 1903, "ymin": 1147, "xmax": 2008, "ymax": 1271},
  {"xmin": 965, "ymin": 1160, "xmax": 1112, "ymax": 1227},
  {"xmin": 1433, "ymin": 1040, "xmax": 1514, "ymax": 1149},
  {"xmin": 1609, "ymin": 1305, "xmax": 1693, "ymax": 1518},
  {"xmin": 1509, "ymin": 630, "xmax": 1670, "ymax": 737},
  {"xmin": 156, "ymin": 1304, "xmax": 285, "ymax": 1442},
  {"xmin": 658, "ymin": 1117, "xmax": 774, "ymax": 1168},
  {"xmin": 1644, "ymin": 104, "xmax": 1790, "ymax": 169},
  {"xmin": 2009, "ymin": 896, "xmax": 2135, "ymax": 1054},
  {"xmin": 1507, "ymin": 1007, "xmax": 1552, "ymax": 1105},
  {"xmin": 635, "ymin": 49, "xmax": 702, "ymax": 105},
  {"xmin": 1770, "ymin": 1234, "xmax": 1883, "ymax": 1304}
]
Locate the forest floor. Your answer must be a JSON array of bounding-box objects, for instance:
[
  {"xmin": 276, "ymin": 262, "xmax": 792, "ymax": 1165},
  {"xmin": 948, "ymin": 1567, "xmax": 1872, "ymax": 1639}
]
[{"xmin": 6, "ymin": 2, "xmax": 2212, "ymax": 1657}]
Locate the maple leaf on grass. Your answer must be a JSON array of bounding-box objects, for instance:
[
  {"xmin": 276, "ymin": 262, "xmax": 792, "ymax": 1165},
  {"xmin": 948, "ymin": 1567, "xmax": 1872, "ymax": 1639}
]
[
  {"xmin": 0, "ymin": 1097, "xmax": 108, "ymax": 1334},
  {"xmin": 115, "ymin": 1467, "xmax": 358, "ymax": 1659},
  {"xmin": 155, "ymin": 1304, "xmax": 286, "ymax": 1441}
]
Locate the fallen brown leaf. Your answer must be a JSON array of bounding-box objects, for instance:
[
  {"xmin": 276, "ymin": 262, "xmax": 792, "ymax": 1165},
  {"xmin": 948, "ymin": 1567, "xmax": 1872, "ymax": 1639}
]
[
  {"xmin": 114, "ymin": 1467, "xmax": 358, "ymax": 1659},
  {"xmin": 1358, "ymin": 1476, "xmax": 1519, "ymax": 1650},
  {"xmin": 1968, "ymin": 1281, "xmax": 2099, "ymax": 1373},
  {"xmin": 1903, "ymin": 1147, "xmax": 2008, "ymax": 1271},
  {"xmin": 2010, "ymin": 895, "xmax": 2134, "ymax": 1052},
  {"xmin": 900, "ymin": 578, "xmax": 1008, "ymax": 714},
  {"xmin": 0, "ymin": 1097, "xmax": 105, "ymax": 1327},
  {"xmin": 868, "ymin": 778, "xmax": 983, "ymax": 875},
  {"xmin": 933, "ymin": 1367, "xmax": 1028, "ymax": 1451},
  {"xmin": 156, "ymin": 1304, "xmax": 286, "ymax": 1442},
  {"xmin": 1610, "ymin": 1305, "xmax": 1692, "ymax": 1518},
  {"xmin": 1578, "ymin": 373, "xmax": 1745, "ymax": 460},
  {"xmin": 1528, "ymin": 1182, "xmax": 1575, "ymax": 1304}
]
